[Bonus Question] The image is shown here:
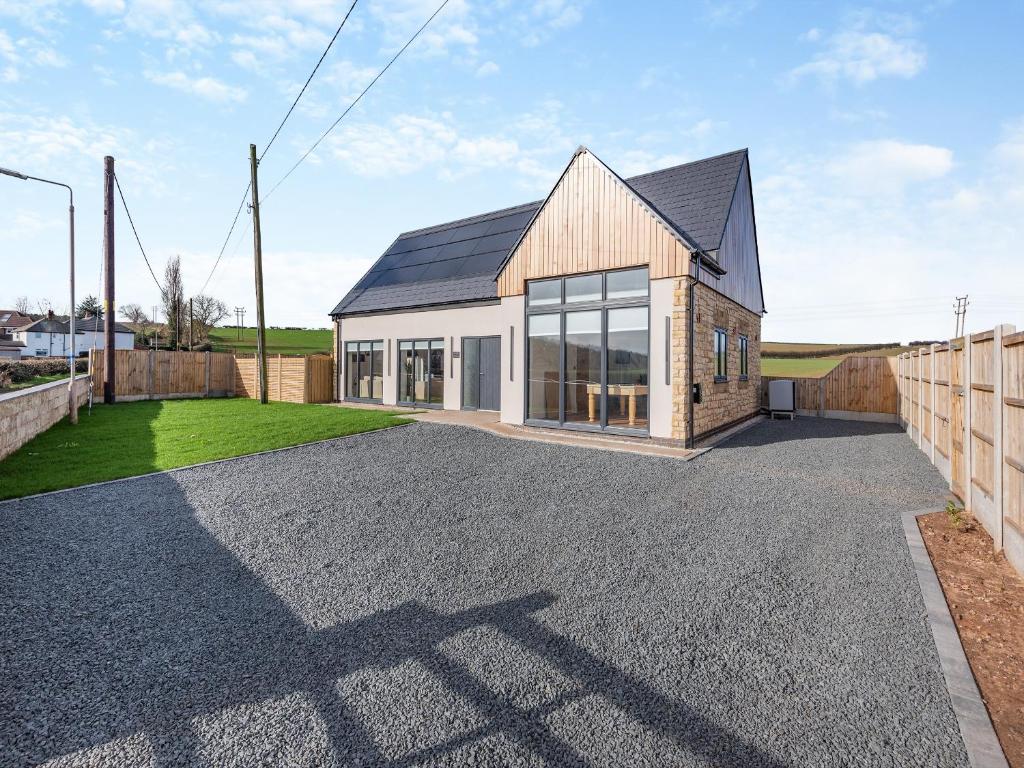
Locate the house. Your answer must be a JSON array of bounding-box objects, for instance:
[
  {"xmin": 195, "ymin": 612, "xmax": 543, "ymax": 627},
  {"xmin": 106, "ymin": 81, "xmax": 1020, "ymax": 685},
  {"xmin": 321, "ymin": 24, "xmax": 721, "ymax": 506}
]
[
  {"xmin": 0, "ymin": 334, "xmax": 26, "ymax": 359},
  {"xmin": 330, "ymin": 147, "xmax": 765, "ymax": 446},
  {"xmin": 13, "ymin": 313, "xmax": 135, "ymax": 358},
  {"xmin": 0, "ymin": 309, "xmax": 35, "ymax": 335}
]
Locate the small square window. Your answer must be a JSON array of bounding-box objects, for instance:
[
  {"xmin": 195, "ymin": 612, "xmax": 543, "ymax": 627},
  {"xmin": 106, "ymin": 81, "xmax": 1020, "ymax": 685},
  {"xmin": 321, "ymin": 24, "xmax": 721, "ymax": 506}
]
[
  {"xmin": 527, "ymin": 279, "xmax": 561, "ymax": 306},
  {"xmin": 606, "ymin": 267, "xmax": 648, "ymax": 299},
  {"xmin": 564, "ymin": 273, "xmax": 602, "ymax": 303}
]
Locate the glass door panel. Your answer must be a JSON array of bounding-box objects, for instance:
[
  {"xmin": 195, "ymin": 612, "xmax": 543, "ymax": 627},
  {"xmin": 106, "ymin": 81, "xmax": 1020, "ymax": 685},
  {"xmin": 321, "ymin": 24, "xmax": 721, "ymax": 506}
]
[
  {"xmin": 414, "ymin": 341, "xmax": 430, "ymax": 403},
  {"xmin": 428, "ymin": 340, "xmax": 444, "ymax": 405},
  {"xmin": 606, "ymin": 307, "xmax": 649, "ymax": 429},
  {"xmin": 527, "ymin": 314, "xmax": 561, "ymax": 421},
  {"xmin": 564, "ymin": 311, "xmax": 602, "ymax": 424},
  {"xmin": 371, "ymin": 341, "xmax": 384, "ymax": 398},
  {"xmin": 399, "ymin": 341, "xmax": 415, "ymax": 403}
]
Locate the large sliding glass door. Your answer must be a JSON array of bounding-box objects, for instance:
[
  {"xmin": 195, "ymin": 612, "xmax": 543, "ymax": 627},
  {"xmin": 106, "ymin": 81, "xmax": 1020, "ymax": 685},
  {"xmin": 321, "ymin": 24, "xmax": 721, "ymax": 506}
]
[
  {"xmin": 526, "ymin": 267, "xmax": 649, "ymax": 433},
  {"xmin": 399, "ymin": 338, "xmax": 444, "ymax": 406},
  {"xmin": 346, "ymin": 340, "xmax": 384, "ymax": 401}
]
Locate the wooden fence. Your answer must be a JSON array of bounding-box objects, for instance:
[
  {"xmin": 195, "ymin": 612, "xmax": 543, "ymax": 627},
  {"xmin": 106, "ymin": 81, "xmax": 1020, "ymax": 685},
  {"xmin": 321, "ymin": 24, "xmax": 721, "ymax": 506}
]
[
  {"xmin": 234, "ymin": 354, "xmax": 334, "ymax": 404},
  {"xmin": 89, "ymin": 349, "xmax": 334, "ymax": 404},
  {"xmin": 89, "ymin": 349, "xmax": 235, "ymax": 400},
  {"xmin": 897, "ymin": 324, "xmax": 1023, "ymax": 577},
  {"xmin": 762, "ymin": 355, "xmax": 899, "ymax": 421}
]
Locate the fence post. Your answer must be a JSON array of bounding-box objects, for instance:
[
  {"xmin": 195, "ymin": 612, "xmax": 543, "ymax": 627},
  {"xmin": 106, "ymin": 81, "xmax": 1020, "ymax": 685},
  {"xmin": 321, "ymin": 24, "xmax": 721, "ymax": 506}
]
[
  {"xmin": 148, "ymin": 348, "xmax": 155, "ymax": 400},
  {"xmin": 818, "ymin": 377, "xmax": 825, "ymax": 417},
  {"xmin": 964, "ymin": 335, "xmax": 973, "ymax": 515},
  {"xmin": 916, "ymin": 351, "xmax": 923, "ymax": 449},
  {"xmin": 204, "ymin": 351, "xmax": 211, "ymax": 397},
  {"xmin": 993, "ymin": 324, "xmax": 1014, "ymax": 552},
  {"xmin": 929, "ymin": 343, "xmax": 937, "ymax": 463}
]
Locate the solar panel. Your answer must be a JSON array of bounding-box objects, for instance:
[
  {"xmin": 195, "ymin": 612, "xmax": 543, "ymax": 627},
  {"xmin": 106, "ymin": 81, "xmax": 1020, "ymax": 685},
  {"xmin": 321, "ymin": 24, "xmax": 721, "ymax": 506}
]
[{"xmin": 421, "ymin": 256, "xmax": 470, "ymax": 281}]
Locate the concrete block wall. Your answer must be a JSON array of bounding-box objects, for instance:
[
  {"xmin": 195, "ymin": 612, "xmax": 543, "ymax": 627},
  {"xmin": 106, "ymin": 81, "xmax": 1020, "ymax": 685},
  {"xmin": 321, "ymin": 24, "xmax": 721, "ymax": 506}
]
[
  {"xmin": 671, "ymin": 280, "xmax": 762, "ymax": 442},
  {"xmin": 0, "ymin": 376, "xmax": 91, "ymax": 461}
]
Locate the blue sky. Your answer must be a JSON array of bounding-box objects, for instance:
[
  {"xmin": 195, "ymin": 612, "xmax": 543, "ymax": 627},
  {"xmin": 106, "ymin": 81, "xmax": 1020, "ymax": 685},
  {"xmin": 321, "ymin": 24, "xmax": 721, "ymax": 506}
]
[{"xmin": 1, "ymin": 0, "xmax": 1022, "ymax": 341}]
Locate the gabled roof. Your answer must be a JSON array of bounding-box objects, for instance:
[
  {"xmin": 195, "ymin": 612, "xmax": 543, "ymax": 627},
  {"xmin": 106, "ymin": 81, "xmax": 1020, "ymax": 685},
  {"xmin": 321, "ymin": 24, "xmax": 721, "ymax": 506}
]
[
  {"xmin": 17, "ymin": 315, "xmax": 134, "ymax": 334},
  {"xmin": 332, "ymin": 148, "xmax": 749, "ymax": 318},
  {"xmin": 0, "ymin": 310, "xmax": 35, "ymax": 328}
]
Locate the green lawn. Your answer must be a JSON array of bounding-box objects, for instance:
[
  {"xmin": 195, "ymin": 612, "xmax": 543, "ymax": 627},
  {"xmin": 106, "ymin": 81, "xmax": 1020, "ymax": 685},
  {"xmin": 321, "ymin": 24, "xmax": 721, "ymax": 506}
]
[
  {"xmin": 0, "ymin": 373, "xmax": 67, "ymax": 394},
  {"xmin": 208, "ymin": 327, "xmax": 332, "ymax": 356},
  {"xmin": 0, "ymin": 398, "xmax": 410, "ymax": 500},
  {"xmin": 761, "ymin": 356, "xmax": 843, "ymax": 378}
]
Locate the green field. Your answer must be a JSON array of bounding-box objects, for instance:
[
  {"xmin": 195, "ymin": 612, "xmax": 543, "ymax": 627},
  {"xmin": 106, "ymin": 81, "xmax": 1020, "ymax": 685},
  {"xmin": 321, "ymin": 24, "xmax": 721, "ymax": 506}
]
[
  {"xmin": 761, "ymin": 357, "xmax": 844, "ymax": 378},
  {"xmin": 761, "ymin": 341, "xmax": 911, "ymax": 358},
  {"xmin": 0, "ymin": 399, "xmax": 410, "ymax": 500},
  {"xmin": 208, "ymin": 327, "xmax": 332, "ymax": 356}
]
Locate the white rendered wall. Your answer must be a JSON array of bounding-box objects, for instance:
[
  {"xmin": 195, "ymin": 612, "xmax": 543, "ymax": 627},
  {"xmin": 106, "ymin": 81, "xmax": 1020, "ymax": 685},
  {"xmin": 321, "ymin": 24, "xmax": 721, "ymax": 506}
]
[{"xmin": 338, "ymin": 296, "xmax": 525, "ymax": 424}]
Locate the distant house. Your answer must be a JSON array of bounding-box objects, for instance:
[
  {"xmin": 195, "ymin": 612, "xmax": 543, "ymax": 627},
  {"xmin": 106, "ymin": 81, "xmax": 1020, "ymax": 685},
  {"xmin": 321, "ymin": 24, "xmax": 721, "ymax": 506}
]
[
  {"xmin": 0, "ymin": 310, "xmax": 34, "ymax": 335},
  {"xmin": 13, "ymin": 313, "xmax": 135, "ymax": 358},
  {"xmin": 0, "ymin": 334, "xmax": 25, "ymax": 359},
  {"xmin": 331, "ymin": 146, "xmax": 765, "ymax": 445}
]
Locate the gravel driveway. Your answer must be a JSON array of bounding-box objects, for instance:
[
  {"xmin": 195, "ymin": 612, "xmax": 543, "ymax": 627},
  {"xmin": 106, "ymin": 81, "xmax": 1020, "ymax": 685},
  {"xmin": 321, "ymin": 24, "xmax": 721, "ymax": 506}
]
[{"xmin": 1, "ymin": 418, "xmax": 966, "ymax": 767}]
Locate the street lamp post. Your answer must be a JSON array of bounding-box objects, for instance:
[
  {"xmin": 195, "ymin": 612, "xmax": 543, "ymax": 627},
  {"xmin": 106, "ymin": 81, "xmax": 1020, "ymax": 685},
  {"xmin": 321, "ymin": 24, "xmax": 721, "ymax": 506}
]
[{"xmin": 0, "ymin": 166, "xmax": 78, "ymax": 424}]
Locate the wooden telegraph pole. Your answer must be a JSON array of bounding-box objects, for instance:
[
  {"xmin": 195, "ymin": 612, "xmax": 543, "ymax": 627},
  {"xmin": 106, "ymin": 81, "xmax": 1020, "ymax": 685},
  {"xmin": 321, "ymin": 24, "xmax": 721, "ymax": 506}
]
[
  {"xmin": 102, "ymin": 155, "xmax": 116, "ymax": 404},
  {"xmin": 189, "ymin": 297, "xmax": 194, "ymax": 349},
  {"xmin": 249, "ymin": 144, "xmax": 268, "ymax": 404}
]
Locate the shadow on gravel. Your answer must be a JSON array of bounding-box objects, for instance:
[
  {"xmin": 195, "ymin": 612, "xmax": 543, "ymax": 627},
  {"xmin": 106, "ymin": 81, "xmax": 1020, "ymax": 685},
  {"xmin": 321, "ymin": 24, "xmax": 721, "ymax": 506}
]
[
  {"xmin": 722, "ymin": 416, "xmax": 903, "ymax": 448},
  {"xmin": 2, "ymin": 473, "xmax": 787, "ymax": 768}
]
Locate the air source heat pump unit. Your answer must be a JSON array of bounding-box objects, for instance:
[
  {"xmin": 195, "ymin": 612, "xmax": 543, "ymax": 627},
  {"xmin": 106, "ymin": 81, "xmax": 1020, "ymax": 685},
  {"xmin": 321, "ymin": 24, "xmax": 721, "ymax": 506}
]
[{"xmin": 768, "ymin": 380, "xmax": 796, "ymax": 420}]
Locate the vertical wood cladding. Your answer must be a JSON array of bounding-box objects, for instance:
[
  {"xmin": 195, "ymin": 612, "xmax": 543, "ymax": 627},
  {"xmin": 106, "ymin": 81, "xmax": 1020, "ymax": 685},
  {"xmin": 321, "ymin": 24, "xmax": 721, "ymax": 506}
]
[{"xmin": 496, "ymin": 151, "xmax": 691, "ymax": 296}]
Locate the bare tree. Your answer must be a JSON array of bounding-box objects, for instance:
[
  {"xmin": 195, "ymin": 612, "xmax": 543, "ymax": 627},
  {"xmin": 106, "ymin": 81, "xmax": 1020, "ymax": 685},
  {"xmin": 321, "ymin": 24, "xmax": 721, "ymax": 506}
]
[
  {"xmin": 190, "ymin": 295, "xmax": 229, "ymax": 341},
  {"xmin": 161, "ymin": 256, "xmax": 185, "ymax": 348},
  {"xmin": 36, "ymin": 298, "xmax": 53, "ymax": 315},
  {"xmin": 120, "ymin": 303, "xmax": 149, "ymax": 326},
  {"xmin": 14, "ymin": 296, "xmax": 31, "ymax": 314}
]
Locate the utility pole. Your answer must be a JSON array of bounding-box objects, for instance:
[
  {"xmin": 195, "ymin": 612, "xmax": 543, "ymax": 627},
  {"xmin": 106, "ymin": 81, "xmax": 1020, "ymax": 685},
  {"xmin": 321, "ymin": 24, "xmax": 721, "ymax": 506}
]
[
  {"xmin": 189, "ymin": 297, "xmax": 194, "ymax": 349},
  {"xmin": 235, "ymin": 306, "xmax": 246, "ymax": 341},
  {"xmin": 102, "ymin": 155, "xmax": 115, "ymax": 404},
  {"xmin": 249, "ymin": 144, "xmax": 269, "ymax": 404},
  {"xmin": 954, "ymin": 295, "xmax": 969, "ymax": 338}
]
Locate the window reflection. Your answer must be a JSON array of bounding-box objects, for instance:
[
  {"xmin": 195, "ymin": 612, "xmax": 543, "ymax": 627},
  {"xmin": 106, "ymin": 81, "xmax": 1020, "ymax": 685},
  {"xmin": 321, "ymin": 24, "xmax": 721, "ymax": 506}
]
[{"xmin": 527, "ymin": 314, "xmax": 560, "ymax": 420}]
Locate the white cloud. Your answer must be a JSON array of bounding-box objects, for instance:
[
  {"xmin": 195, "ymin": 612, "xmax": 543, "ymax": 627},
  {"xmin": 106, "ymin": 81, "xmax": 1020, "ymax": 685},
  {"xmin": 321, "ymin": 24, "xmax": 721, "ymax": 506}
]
[
  {"xmin": 758, "ymin": 125, "xmax": 1024, "ymax": 342},
  {"xmin": 825, "ymin": 139, "xmax": 953, "ymax": 194},
  {"xmin": 788, "ymin": 12, "xmax": 926, "ymax": 85},
  {"xmin": 475, "ymin": 60, "xmax": 499, "ymax": 78},
  {"xmin": 84, "ymin": 0, "xmax": 126, "ymax": 13},
  {"xmin": 145, "ymin": 69, "xmax": 248, "ymax": 103},
  {"xmin": 520, "ymin": 0, "xmax": 584, "ymax": 46},
  {"xmin": 703, "ymin": 0, "xmax": 757, "ymax": 27}
]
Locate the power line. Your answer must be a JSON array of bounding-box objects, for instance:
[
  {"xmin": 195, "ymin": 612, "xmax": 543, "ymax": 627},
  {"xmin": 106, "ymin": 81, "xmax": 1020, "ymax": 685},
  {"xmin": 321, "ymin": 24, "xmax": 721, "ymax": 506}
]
[
  {"xmin": 261, "ymin": 0, "xmax": 451, "ymax": 203},
  {"xmin": 113, "ymin": 172, "xmax": 163, "ymax": 294},
  {"xmin": 259, "ymin": 0, "xmax": 359, "ymax": 162},
  {"xmin": 199, "ymin": 182, "xmax": 250, "ymax": 296},
  {"xmin": 201, "ymin": 0, "xmax": 362, "ymax": 294}
]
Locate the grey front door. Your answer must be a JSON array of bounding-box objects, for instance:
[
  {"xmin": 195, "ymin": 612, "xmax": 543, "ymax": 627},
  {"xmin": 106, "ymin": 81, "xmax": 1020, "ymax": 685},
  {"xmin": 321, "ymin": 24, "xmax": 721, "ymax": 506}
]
[{"xmin": 463, "ymin": 336, "xmax": 501, "ymax": 411}]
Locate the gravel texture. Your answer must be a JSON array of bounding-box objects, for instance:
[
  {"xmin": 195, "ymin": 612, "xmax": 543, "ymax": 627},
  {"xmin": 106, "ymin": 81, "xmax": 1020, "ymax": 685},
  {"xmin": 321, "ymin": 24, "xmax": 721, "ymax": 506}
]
[{"xmin": 0, "ymin": 417, "xmax": 967, "ymax": 767}]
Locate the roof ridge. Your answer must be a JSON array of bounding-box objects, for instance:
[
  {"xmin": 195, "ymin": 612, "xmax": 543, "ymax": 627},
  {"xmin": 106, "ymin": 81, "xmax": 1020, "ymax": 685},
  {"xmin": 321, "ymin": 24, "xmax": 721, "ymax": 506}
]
[
  {"xmin": 625, "ymin": 148, "xmax": 748, "ymax": 182},
  {"xmin": 397, "ymin": 200, "xmax": 541, "ymax": 239}
]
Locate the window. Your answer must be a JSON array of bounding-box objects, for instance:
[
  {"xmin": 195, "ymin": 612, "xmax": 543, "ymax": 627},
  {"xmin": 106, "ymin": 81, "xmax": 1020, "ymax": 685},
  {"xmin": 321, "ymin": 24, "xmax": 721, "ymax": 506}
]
[
  {"xmin": 714, "ymin": 328, "xmax": 728, "ymax": 381},
  {"xmin": 525, "ymin": 267, "xmax": 650, "ymax": 433},
  {"xmin": 527, "ymin": 278, "xmax": 561, "ymax": 306},
  {"xmin": 606, "ymin": 267, "xmax": 648, "ymax": 299},
  {"xmin": 739, "ymin": 335, "xmax": 749, "ymax": 379},
  {"xmin": 564, "ymin": 273, "xmax": 602, "ymax": 303},
  {"xmin": 346, "ymin": 340, "xmax": 384, "ymax": 400},
  {"xmin": 399, "ymin": 339, "xmax": 444, "ymax": 405}
]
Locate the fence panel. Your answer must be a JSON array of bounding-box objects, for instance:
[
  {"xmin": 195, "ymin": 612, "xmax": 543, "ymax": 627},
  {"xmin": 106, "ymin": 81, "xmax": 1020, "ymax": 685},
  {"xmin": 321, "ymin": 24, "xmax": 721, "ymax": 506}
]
[
  {"xmin": 896, "ymin": 323, "xmax": 1022, "ymax": 579},
  {"xmin": 762, "ymin": 355, "xmax": 897, "ymax": 420},
  {"xmin": 1004, "ymin": 332, "xmax": 1024, "ymax": 534}
]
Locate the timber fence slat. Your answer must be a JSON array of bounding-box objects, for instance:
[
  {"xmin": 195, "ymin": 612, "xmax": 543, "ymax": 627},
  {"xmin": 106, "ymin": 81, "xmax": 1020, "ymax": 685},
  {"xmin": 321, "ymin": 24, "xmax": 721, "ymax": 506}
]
[{"xmin": 896, "ymin": 323, "xmax": 1023, "ymax": 579}]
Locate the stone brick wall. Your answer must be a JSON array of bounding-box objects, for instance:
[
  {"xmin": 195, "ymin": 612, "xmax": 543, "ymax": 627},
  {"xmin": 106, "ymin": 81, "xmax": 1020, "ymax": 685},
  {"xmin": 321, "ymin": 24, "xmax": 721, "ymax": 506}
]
[
  {"xmin": 670, "ymin": 280, "xmax": 762, "ymax": 442},
  {"xmin": 0, "ymin": 376, "xmax": 91, "ymax": 461}
]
